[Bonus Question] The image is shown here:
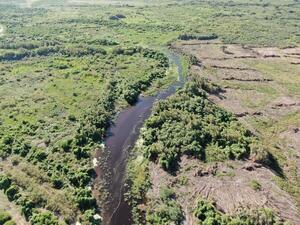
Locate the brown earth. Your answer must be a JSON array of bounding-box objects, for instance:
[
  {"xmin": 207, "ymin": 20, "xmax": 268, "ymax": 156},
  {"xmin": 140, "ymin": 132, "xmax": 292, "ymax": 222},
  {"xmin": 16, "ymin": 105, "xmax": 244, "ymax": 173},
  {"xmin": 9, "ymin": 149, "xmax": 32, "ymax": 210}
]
[
  {"xmin": 148, "ymin": 156, "xmax": 300, "ymax": 225},
  {"xmin": 280, "ymin": 126, "xmax": 300, "ymax": 155}
]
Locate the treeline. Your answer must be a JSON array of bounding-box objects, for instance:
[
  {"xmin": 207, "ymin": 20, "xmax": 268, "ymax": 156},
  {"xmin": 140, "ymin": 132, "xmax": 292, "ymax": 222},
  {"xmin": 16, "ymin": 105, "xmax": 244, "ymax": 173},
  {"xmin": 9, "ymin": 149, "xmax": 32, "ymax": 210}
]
[
  {"xmin": 141, "ymin": 79, "xmax": 254, "ymax": 171},
  {"xmin": 178, "ymin": 33, "xmax": 218, "ymax": 41},
  {"xmin": 0, "ymin": 45, "xmax": 107, "ymax": 61},
  {"xmin": 0, "ymin": 44, "xmax": 169, "ymax": 68},
  {"xmin": 111, "ymin": 47, "xmax": 169, "ymax": 67}
]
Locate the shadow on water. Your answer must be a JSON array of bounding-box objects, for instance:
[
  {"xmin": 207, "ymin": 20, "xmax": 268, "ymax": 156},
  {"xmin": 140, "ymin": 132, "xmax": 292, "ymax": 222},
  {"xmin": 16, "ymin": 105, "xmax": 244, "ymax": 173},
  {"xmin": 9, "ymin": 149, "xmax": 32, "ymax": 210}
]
[{"xmin": 95, "ymin": 49, "xmax": 185, "ymax": 225}]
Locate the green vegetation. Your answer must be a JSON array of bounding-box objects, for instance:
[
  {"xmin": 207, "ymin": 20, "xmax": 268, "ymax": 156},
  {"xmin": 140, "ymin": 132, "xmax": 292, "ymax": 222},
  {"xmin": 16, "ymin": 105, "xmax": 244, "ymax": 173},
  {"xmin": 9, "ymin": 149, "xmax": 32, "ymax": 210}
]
[
  {"xmin": 0, "ymin": 211, "xmax": 11, "ymax": 225},
  {"xmin": 145, "ymin": 186, "xmax": 183, "ymax": 225},
  {"xmin": 0, "ymin": 0, "xmax": 299, "ymax": 224},
  {"xmin": 0, "ymin": 3, "xmax": 171, "ymax": 222},
  {"xmin": 0, "ymin": 210, "xmax": 15, "ymax": 225},
  {"xmin": 30, "ymin": 212, "xmax": 60, "ymax": 225},
  {"xmin": 194, "ymin": 198, "xmax": 287, "ymax": 225},
  {"xmin": 250, "ymin": 179, "xmax": 262, "ymax": 191},
  {"xmin": 141, "ymin": 79, "xmax": 254, "ymax": 171}
]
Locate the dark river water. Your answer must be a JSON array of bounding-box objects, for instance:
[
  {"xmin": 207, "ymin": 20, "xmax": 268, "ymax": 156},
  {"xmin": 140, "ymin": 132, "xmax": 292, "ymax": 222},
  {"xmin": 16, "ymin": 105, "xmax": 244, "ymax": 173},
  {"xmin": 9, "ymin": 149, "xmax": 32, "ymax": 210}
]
[{"xmin": 95, "ymin": 50, "xmax": 185, "ymax": 225}]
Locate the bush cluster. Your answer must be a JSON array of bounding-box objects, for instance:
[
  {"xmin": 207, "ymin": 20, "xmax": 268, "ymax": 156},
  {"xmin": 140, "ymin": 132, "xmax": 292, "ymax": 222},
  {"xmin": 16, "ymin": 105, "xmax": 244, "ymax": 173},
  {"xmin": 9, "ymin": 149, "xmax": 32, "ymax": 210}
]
[
  {"xmin": 146, "ymin": 186, "xmax": 183, "ymax": 225},
  {"xmin": 0, "ymin": 210, "xmax": 15, "ymax": 225},
  {"xmin": 0, "ymin": 175, "xmax": 38, "ymax": 221},
  {"xmin": 142, "ymin": 81, "xmax": 253, "ymax": 171},
  {"xmin": 194, "ymin": 198, "xmax": 287, "ymax": 225}
]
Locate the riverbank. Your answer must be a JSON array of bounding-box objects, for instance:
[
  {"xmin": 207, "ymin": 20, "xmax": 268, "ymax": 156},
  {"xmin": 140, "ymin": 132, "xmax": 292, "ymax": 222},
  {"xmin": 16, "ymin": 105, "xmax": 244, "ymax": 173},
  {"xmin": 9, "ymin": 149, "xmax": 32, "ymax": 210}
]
[{"xmin": 94, "ymin": 49, "xmax": 188, "ymax": 225}]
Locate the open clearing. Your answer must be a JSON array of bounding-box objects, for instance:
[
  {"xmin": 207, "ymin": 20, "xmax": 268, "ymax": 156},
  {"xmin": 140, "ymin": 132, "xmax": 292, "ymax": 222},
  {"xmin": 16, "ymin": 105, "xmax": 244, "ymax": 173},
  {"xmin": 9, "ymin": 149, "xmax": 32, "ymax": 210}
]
[
  {"xmin": 173, "ymin": 40, "xmax": 300, "ymax": 119},
  {"xmin": 148, "ymin": 157, "xmax": 300, "ymax": 225}
]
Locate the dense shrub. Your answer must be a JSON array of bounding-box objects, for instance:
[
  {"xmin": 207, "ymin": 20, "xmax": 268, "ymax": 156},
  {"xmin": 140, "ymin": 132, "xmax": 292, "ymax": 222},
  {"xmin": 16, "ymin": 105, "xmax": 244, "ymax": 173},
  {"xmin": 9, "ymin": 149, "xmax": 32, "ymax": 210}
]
[
  {"xmin": 50, "ymin": 175, "xmax": 64, "ymax": 189},
  {"xmin": 141, "ymin": 81, "xmax": 253, "ymax": 171},
  {"xmin": 0, "ymin": 211, "xmax": 11, "ymax": 225},
  {"xmin": 28, "ymin": 148, "xmax": 47, "ymax": 163},
  {"xmin": 69, "ymin": 169, "xmax": 91, "ymax": 187},
  {"xmin": 159, "ymin": 186, "xmax": 176, "ymax": 201},
  {"xmin": 0, "ymin": 175, "xmax": 12, "ymax": 191},
  {"xmin": 12, "ymin": 141, "xmax": 31, "ymax": 157},
  {"xmin": 178, "ymin": 33, "xmax": 218, "ymax": 41},
  {"xmin": 30, "ymin": 212, "xmax": 59, "ymax": 225},
  {"xmin": 5, "ymin": 185, "xmax": 19, "ymax": 201},
  {"xmin": 60, "ymin": 139, "xmax": 72, "ymax": 152},
  {"xmin": 82, "ymin": 209, "xmax": 101, "ymax": 225},
  {"xmin": 0, "ymin": 50, "xmax": 30, "ymax": 61},
  {"xmin": 73, "ymin": 147, "xmax": 89, "ymax": 159},
  {"xmin": 194, "ymin": 198, "xmax": 285, "ymax": 225},
  {"xmin": 93, "ymin": 39, "xmax": 118, "ymax": 46},
  {"xmin": 146, "ymin": 200, "xmax": 183, "ymax": 225},
  {"xmin": 109, "ymin": 14, "xmax": 126, "ymax": 20},
  {"xmin": 0, "ymin": 175, "xmax": 35, "ymax": 219},
  {"xmin": 74, "ymin": 188, "xmax": 97, "ymax": 211},
  {"xmin": 123, "ymin": 87, "xmax": 140, "ymax": 105},
  {"xmin": 15, "ymin": 196, "xmax": 35, "ymax": 220},
  {"xmin": 146, "ymin": 187, "xmax": 183, "ymax": 225}
]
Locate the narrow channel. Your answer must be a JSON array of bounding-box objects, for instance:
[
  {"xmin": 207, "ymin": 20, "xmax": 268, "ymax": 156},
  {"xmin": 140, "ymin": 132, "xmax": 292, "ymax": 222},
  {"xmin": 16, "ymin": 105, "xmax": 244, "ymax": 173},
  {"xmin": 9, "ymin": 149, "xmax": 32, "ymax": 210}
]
[{"xmin": 96, "ymin": 49, "xmax": 185, "ymax": 225}]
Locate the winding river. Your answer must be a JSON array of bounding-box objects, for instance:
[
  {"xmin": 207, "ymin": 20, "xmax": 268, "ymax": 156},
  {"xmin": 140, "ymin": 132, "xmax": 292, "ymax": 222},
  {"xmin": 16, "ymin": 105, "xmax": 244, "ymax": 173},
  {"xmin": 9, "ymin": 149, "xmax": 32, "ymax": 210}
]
[{"xmin": 95, "ymin": 50, "xmax": 185, "ymax": 225}]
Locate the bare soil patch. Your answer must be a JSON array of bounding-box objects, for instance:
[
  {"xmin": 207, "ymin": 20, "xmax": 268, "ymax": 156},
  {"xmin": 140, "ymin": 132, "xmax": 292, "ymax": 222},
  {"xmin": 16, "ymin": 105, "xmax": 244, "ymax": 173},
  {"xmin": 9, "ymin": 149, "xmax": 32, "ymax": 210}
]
[
  {"xmin": 203, "ymin": 59, "xmax": 253, "ymax": 70},
  {"xmin": 252, "ymin": 47, "xmax": 283, "ymax": 58},
  {"xmin": 280, "ymin": 126, "xmax": 300, "ymax": 156},
  {"xmin": 282, "ymin": 48, "xmax": 300, "ymax": 56},
  {"xmin": 264, "ymin": 97, "xmax": 300, "ymax": 118},
  {"xmin": 222, "ymin": 45, "xmax": 257, "ymax": 58},
  {"xmin": 252, "ymin": 47, "xmax": 300, "ymax": 64},
  {"xmin": 214, "ymin": 68, "xmax": 271, "ymax": 82},
  {"xmin": 148, "ymin": 156, "xmax": 300, "ymax": 225}
]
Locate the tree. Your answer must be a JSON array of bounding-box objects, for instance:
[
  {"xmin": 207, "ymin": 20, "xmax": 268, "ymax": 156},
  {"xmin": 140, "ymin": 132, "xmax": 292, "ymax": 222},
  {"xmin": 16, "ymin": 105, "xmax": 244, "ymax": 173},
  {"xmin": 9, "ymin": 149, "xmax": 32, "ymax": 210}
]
[
  {"xmin": 5, "ymin": 185, "xmax": 19, "ymax": 201},
  {"xmin": 0, "ymin": 175, "xmax": 11, "ymax": 191}
]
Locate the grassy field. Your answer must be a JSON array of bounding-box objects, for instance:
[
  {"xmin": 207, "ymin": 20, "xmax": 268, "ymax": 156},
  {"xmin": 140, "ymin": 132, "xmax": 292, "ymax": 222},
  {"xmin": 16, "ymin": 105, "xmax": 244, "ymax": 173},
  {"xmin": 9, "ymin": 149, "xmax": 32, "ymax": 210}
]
[{"xmin": 0, "ymin": 0, "xmax": 299, "ymax": 224}]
